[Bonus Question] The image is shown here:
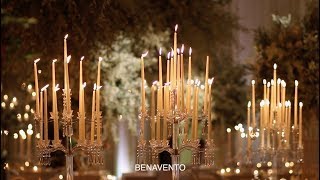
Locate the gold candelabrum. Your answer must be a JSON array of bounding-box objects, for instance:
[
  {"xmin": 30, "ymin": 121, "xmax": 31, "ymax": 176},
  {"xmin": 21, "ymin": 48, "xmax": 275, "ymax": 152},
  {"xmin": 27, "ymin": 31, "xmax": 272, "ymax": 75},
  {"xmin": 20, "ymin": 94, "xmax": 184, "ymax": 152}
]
[
  {"xmin": 244, "ymin": 64, "xmax": 303, "ymax": 178},
  {"xmin": 136, "ymin": 25, "xmax": 214, "ymax": 180},
  {"xmin": 33, "ymin": 35, "xmax": 103, "ymax": 180}
]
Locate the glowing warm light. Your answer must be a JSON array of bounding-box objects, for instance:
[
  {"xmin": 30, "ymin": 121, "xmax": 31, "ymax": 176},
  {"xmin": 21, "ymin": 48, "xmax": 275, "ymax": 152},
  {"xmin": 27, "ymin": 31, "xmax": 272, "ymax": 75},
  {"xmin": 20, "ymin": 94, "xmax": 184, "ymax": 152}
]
[
  {"xmin": 220, "ymin": 169, "xmax": 225, "ymax": 174},
  {"xmin": 67, "ymin": 55, "xmax": 71, "ymax": 63},
  {"xmin": 248, "ymin": 101, "xmax": 251, "ymax": 108},
  {"xmin": 24, "ymin": 113, "xmax": 29, "ymax": 120},
  {"xmin": 251, "ymin": 80, "xmax": 255, "ymax": 85},
  {"xmin": 64, "ymin": 34, "xmax": 68, "ymax": 39},
  {"xmin": 208, "ymin": 78, "xmax": 214, "ymax": 85},
  {"xmin": 25, "ymin": 161, "xmax": 30, "ymax": 167},
  {"xmin": 3, "ymin": 95, "xmax": 8, "ymax": 101},
  {"xmin": 4, "ymin": 130, "xmax": 9, "ymax": 135},
  {"xmin": 81, "ymin": 56, "xmax": 85, "ymax": 61},
  {"xmin": 273, "ymin": 63, "xmax": 277, "ymax": 69},
  {"xmin": 189, "ymin": 47, "xmax": 192, "ymax": 56},
  {"xmin": 53, "ymin": 59, "xmax": 57, "ymax": 63},
  {"xmin": 290, "ymin": 162, "xmax": 294, "ymax": 167},
  {"xmin": 82, "ymin": 82, "xmax": 87, "ymax": 88},
  {"xmin": 235, "ymin": 169, "xmax": 240, "ymax": 174},
  {"xmin": 33, "ymin": 166, "xmax": 38, "ymax": 172},
  {"xmin": 234, "ymin": 125, "xmax": 239, "ymax": 131},
  {"xmin": 32, "ymin": 92, "xmax": 36, "ymax": 97},
  {"xmin": 200, "ymin": 85, "xmax": 205, "ymax": 90},
  {"xmin": 253, "ymin": 170, "xmax": 259, "ymax": 176},
  {"xmin": 174, "ymin": 24, "xmax": 178, "ymax": 32},
  {"xmin": 13, "ymin": 133, "xmax": 18, "ymax": 139},
  {"xmin": 99, "ymin": 57, "xmax": 103, "ymax": 62},
  {"xmin": 267, "ymin": 162, "xmax": 272, "ymax": 167},
  {"xmin": 36, "ymin": 133, "xmax": 40, "ymax": 139},
  {"xmin": 226, "ymin": 167, "xmax": 231, "ymax": 172},
  {"xmin": 177, "ymin": 48, "xmax": 180, "ymax": 54},
  {"xmin": 240, "ymin": 128, "xmax": 245, "ymax": 133},
  {"xmin": 159, "ymin": 48, "xmax": 162, "ymax": 55},
  {"xmin": 267, "ymin": 82, "xmax": 270, "ymax": 87},
  {"xmin": 227, "ymin": 128, "xmax": 231, "ymax": 133},
  {"xmin": 257, "ymin": 163, "xmax": 261, "ymax": 168},
  {"xmin": 17, "ymin": 113, "xmax": 22, "ymax": 120},
  {"xmin": 238, "ymin": 123, "xmax": 243, "ymax": 128},
  {"xmin": 285, "ymin": 162, "xmax": 290, "ymax": 167},
  {"xmin": 181, "ymin": 44, "xmax": 184, "ymax": 53},
  {"xmin": 28, "ymin": 124, "xmax": 33, "ymax": 130},
  {"xmin": 241, "ymin": 133, "xmax": 246, "ymax": 138},
  {"xmin": 59, "ymin": 175, "xmax": 63, "ymax": 179},
  {"xmin": 268, "ymin": 169, "xmax": 273, "ymax": 174},
  {"xmin": 260, "ymin": 100, "xmax": 265, "ymax": 107},
  {"xmin": 263, "ymin": 79, "xmax": 266, "ymax": 84},
  {"xmin": 41, "ymin": 84, "xmax": 49, "ymax": 91},
  {"xmin": 34, "ymin": 58, "xmax": 40, "ymax": 63},
  {"xmin": 27, "ymin": 84, "xmax": 33, "ymax": 90},
  {"xmin": 277, "ymin": 78, "xmax": 281, "ymax": 84},
  {"xmin": 141, "ymin": 51, "xmax": 148, "ymax": 58},
  {"xmin": 1, "ymin": 102, "xmax": 5, "ymax": 108},
  {"xmin": 27, "ymin": 129, "xmax": 33, "ymax": 135},
  {"xmin": 299, "ymin": 102, "xmax": 303, "ymax": 107},
  {"xmin": 167, "ymin": 52, "xmax": 171, "ymax": 59},
  {"xmin": 12, "ymin": 97, "xmax": 17, "ymax": 102},
  {"xmin": 281, "ymin": 80, "xmax": 286, "ymax": 87},
  {"xmin": 9, "ymin": 103, "xmax": 14, "ymax": 109},
  {"xmin": 25, "ymin": 105, "xmax": 30, "ymax": 111},
  {"xmin": 20, "ymin": 166, "xmax": 24, "ymax": 171},
  {"xmin": 289, "ymin": 170, "xmax": 293, "ymax": 174},
  {"xmin": 295, "ymin": 80, "xmax": 298, "ymax": 86}
]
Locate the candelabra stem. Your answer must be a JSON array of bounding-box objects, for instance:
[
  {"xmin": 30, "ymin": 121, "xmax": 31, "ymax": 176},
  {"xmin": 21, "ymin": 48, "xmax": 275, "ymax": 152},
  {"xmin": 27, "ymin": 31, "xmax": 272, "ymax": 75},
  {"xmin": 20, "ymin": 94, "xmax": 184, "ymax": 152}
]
[
  {"xmin": 171, "ymin": 154, "xmax": 179, "ymax": 180},
  {"xmin": 66, "ymin": 135, "xmax": 74, "ymax": 180}
]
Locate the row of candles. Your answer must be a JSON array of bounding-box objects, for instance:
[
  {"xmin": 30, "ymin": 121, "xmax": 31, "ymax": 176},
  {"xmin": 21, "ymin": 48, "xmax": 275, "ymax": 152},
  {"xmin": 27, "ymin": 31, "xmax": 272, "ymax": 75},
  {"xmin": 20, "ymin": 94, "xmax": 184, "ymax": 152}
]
[
  {"xmin": 140, "ymin": 25, "xmax": 214, "ymax": 141},
  {"xmin": 33, "ymin": 35, "xmax": 103, "ymax": 145},
  {"xmin": 248, "ymin": 64, "xmax": 303, "ymax": 149}
]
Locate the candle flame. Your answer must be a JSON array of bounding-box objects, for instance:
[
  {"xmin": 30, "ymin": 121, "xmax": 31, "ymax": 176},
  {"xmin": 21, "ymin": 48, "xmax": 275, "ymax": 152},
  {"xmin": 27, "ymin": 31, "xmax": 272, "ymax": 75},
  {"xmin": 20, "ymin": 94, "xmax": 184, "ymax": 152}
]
[
  {"xmin": 99, "ymin": 57, "xmax": 103, "ymax": 62},
  {"xmin": 67, "ymin": 55, "xmax": 71, "ymax": 63},
  {"xmin": 175, "ymin": 24, "xmax": 178, "ymax": 32},
  {"xmin": 190, "ymin": 80, "xmax": 194, "ymax": 85},
  {"xmin": 152, "ymin": 81, "xmax": 158, "ymax": 85},
  {"xmin": 273, "ymin": 63, "xmax": 277, "ymax": 69},
  {"xmin": 159, "ymin": 48, "xmax": 162, "ymax": 56},
  {"xmin": 285, "ymin": 101, "xmax": 289, "ymax": 107},
  {"xmin": 141, "ymin": 51, "xmax": 148, "ymax": 58},
  {"xmin": 64, "ymin": 34, "xmax": 68, "ymax": 39},
  {"xmin": 82, "ymin": 82, "xmax": 87, "ymax": 88},
  {"xmin": 181, "ymin": 44, "xmax": 184, "ymax": 53},
  {"xmin": 263, "ymin": 79, "xmax": 266, "ymax": 85},
  {"xmin": 279, "ymin": 103, "xmax": 282, "ymax": 107},
  {"xmin": 260, "ymin": 100, "xmax": 265, "ymax": 107},
  {"xmin": 200, "ymin": 85, "xmax": 205, "ymax": 90},
  {"xmin": 164, "ymin": 82, "xmax": 171, "ymax": 86},
  {"xmin": 81, "ymin": 56, "xmax": 85, "ymax": 61},
  {"xmin": 177, "ymin": 48, "xmax": 180, "ymax": 54},
  {"xmin": 267, "ymin": 82, "xmax": 270, "ymax": 87},
  {"xmin": 281, "ymin": 80, "xmax": 286, "ymax": 87},
  {"xmin": 167, "ymin": 52, "xmax": 171, "ymax": 59},
  {"xmin": 94, "ymin": 83, "xmax": 97, "ymax": 90},
  {"xmin": 247, "ymin": 101, "xmax": 251, "ymax": 108},
  {"xmin": 288, "ymin": 101, "xmax": 291, "ymax": 106},
  {"xmin": 41, "ymin": 84, "xmax": 49, "ymax": 91},
  {"xmin": 299, "ymin": 102, "xmax": 303, "ymax": 107},
  {"xmin": 265, "ymin": 99, "xmax": 270, "ymax": 105},
  {"xmin": 34, "ymin": 58, "xmax": 40, "ymax": 63},
  {"xmin": 277, "ymin": 78, "xmax": 281, "ymax": 84},
  {"xmin": 227, "ymin": 128, "xmax": 231, "ymax": 133},
  {"xmin": 271, "ymin": 79, "xmax": 274, "ymax": 85},
  {"xmin": 208, "ymin": 77, "xmax": 214, "ymax": 85},
  {"xmin": 55, "ymin": 84, "xmax": 60, "ymax": 91},
  {"xmin": 189, "ymin": 47, "xmax": 192, "ymax": 56},
  {"xmin": 295, "ymin": 80, "xmax": 298, "ymax": 86},
  {"xmin": 52, "ymin": 59, "xmax": 57, "ymax": 63},
  {"xmin": 97, "ymin": 85, "xmax": 102, "ymax": 90},
  {"xmin": 251, "ymin": 80, "xmax": 255, "ymax": 85}
]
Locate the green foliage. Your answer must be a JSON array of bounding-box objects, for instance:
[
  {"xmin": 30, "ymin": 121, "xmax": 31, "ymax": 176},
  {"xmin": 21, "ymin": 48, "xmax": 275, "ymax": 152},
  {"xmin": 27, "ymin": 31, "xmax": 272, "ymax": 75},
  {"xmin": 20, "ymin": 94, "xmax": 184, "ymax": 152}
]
[{"xmin": 251, "ymin": 1, "xmax": 319, "ymax": 119}]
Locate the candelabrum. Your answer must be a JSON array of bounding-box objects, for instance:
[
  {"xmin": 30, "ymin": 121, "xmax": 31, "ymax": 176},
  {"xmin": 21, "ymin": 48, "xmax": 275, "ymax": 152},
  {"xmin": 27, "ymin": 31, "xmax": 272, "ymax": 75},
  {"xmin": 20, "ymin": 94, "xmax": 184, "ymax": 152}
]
[
  {"xmin": 245, "ymin": 110, "xmax": 304, "ymax": 179},
  {"xmin": 136, "ymin": 88, "xmax": 214, "ymax": 180},
  {"xmin": 34, "ymin": 90, "xmax": 103, "ymax": 180}
]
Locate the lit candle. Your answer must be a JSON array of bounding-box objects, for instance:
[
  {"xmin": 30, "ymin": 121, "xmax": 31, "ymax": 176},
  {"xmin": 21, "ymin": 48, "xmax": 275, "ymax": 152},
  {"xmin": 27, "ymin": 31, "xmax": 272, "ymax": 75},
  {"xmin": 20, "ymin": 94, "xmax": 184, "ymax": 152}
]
[
  {"xmin": 181, "ymin": 45, "xmax": 185, "ymax": 111},
  {"xmin": 251, "ymin": 80, "xmax": 256, "ymax": 128},
  {"xmin": 79, "ymin": 56, "xmax": 85, "ymax": 141},
  {"xmin": 247, "ymin": 101, "xmax": 251, "ymax": 155},
  {"xmin": 19, "ymin": 130, "xmax": 26, "ymax": 158},
  {"xmin": 34, "ymin": 59, "xmax": 40, "ymax": 115},
  {"xmin": 247, "ymin": 101, "xmax": 251, "ymax": 130},
  {"xmin": 53, "ymin": 84, "xmax": 60, "ymax": 142},
  {"xmin": 260, "ymin": 100, "xmax": 265, "ymax": 149},
  {"xmin": 270, "ymin": 80, "xmax": 274, "ymax": 127},
  {"xmin": 40, "ymin": 91, "xmax": 43, "ymax": 140},
  {"xmin": 166, "ymin": 52, "xmax": 170, "ymax": 83},
  {"xmin": 298, "ymin": 102, "xmax": 303, "ymax": 148},
  {"xmin": 263, "ymin": 79, "xmax": 266, "ymax": 100},
  {"xmin": 173, "ymin": 25, "xmax": 178, "ymax": 87},
  {"xmin": 27, "ymin": 127, "xmax": 33, "ymax": 160},
  {"xmin": 207, "ymin": 78, "xmax": 214, "ymax": 139},
  {"xmin": 163, "ymin": 84, "xmax": 169, "ymax": 140},
  {"xmin": 170, "ymin": 49, "xmax": 174, "ymax": 88},
  {"xmin": 227, "ymin": 128, "xmax": 232, "ymax": 160},
  {"xmin": 159, "ymin": 48, "xmax": 163, "ymax": 113},
  {"xmin": 281, "ymin": 80, "xmax": 286, "ymax": 126},
  {"xmin": 277, "ymin": 78, "xmax": 281, "ymax": 106},
  {"xmin": 81, "ymin": 82, "xmax": 86, "ymax": 141},
  {"xmin": 177, "ymin": 48, "xmax": 181, "ymax": 110},
  {"xmin": 273, "ymin": 64, "xmax": 277, "ymax": 108},
  {"xmin": 64, "ymin": 35, "xmax": 68, "ymax": 96},
  {"xmin": 65, "ymin": 55, "xmax": 71, "ymax": 111},
  {"xmin": 42, "ymin": 85, "xmax": 49, "ymax": 141},
  {"xmin": 287, "ymin": 101, "xmax": 291, "ymax": 146},
  {"xmin": 150, "ymin": 83, "xmax": 156, "ymax": 140},
  {"xmin": 194, "ymin": 81, "xmax": 200, "ymax": 139},
  {"xmin": 141, "ymin": 52, "xmax": 148, "ymax": 114},
  {"xmin": 204, "ymin": 56, "xmax": 209, "ymax": 115},
  {"xmin": 266, "ymin": 82, "xmax": 270, "ymax": 101},
  {"xmin": 186, "ymin": 48, "xmax": 192, "ymax": 113},
  {"xmin": 96, "ymin": 85, "xmax": 102, "ymax": 143},
  {"xmin": 91, "ymin": 84, "xmax": 96, "ymax": 143},
  {"xmin": 294, "ymin": 80, "xmax": 298, "ymax": 128}
]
